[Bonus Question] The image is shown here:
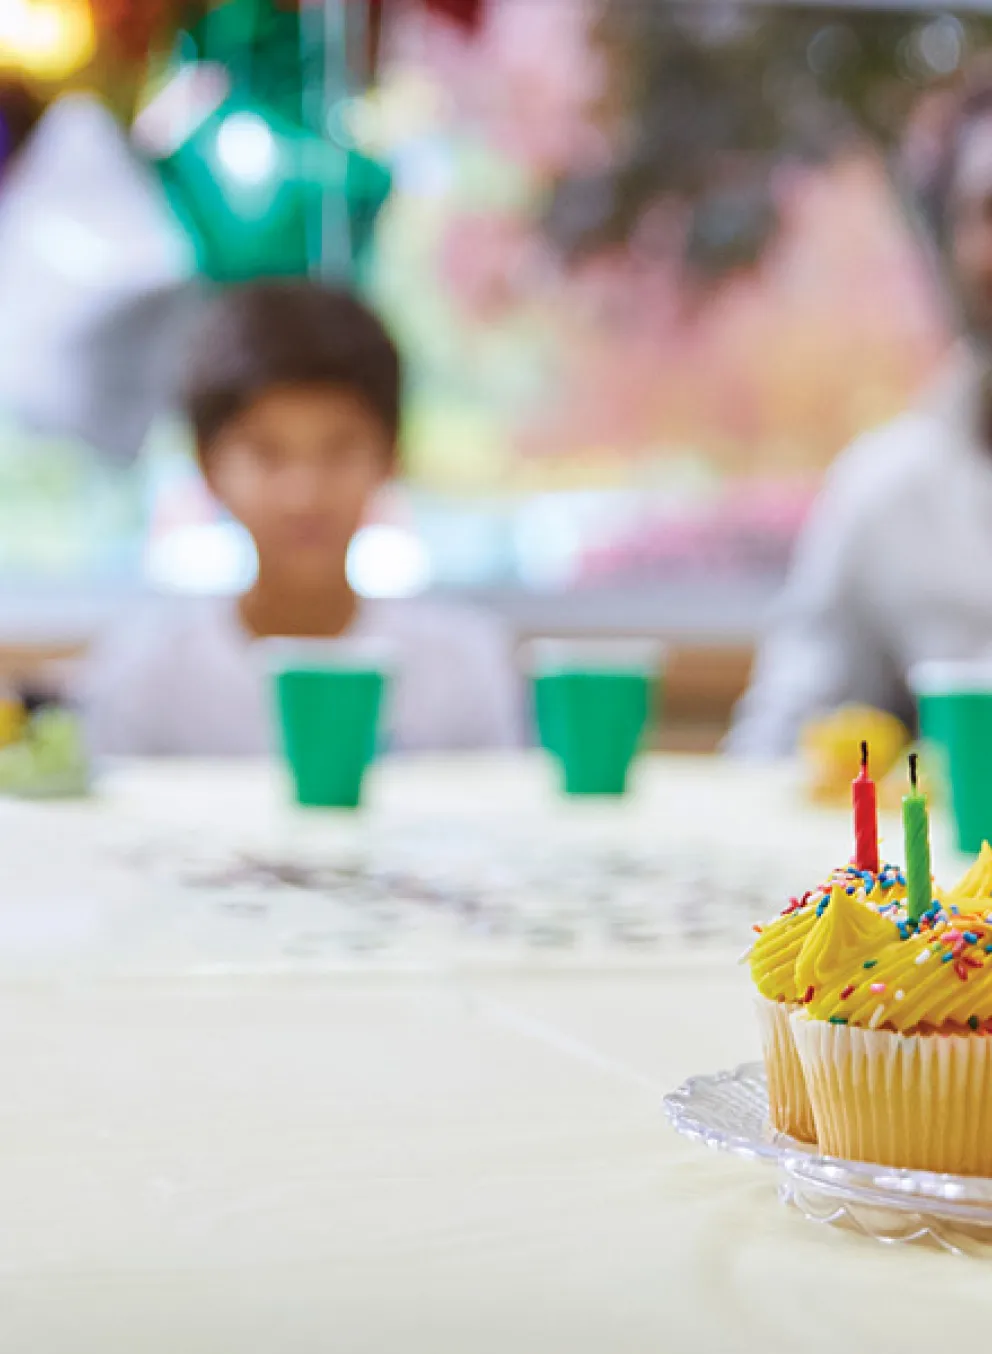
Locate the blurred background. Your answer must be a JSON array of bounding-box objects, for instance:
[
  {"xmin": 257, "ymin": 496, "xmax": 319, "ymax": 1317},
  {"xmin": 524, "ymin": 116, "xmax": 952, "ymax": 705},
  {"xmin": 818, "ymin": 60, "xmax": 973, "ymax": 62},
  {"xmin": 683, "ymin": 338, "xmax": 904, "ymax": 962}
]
[{"xmin": 0, "ymin": 0, "xmax": 980, "ymax": 746}]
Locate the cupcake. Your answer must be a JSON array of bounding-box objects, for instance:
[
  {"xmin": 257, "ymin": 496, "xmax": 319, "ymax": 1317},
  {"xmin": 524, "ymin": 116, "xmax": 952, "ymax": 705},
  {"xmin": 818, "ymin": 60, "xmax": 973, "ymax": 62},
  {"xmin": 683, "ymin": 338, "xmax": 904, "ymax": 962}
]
[
  {"xmin": 791, "ymin": 885, "xmax": 992, "ymax": 1174},
  {"xmin": 749, "ymin": 863, "xmax": 906, "ymax": 1142}
]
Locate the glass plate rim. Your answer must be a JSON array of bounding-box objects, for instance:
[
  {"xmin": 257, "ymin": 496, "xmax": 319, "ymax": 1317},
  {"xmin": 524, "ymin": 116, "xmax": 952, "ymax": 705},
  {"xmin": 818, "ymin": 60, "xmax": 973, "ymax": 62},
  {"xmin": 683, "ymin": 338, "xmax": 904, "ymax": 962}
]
[{"xmin": 664, "ymin": 1060, "xmax": 992, "ymax": 1217}]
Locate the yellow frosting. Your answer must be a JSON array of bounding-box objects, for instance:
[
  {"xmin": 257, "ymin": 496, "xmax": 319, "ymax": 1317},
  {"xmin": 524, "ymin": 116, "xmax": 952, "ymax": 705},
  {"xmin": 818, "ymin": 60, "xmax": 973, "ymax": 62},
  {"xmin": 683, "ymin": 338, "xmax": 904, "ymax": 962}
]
[
  {"xmin": 803, "ymin": 898, "xmax": 992, "ymax": 1033},
  {"xmin": 750, "ymin": 904, "xmax": 819, "ymax": 1002},
  {"xmin": 794, "ymin": 884, "xmax": 903, "ymax": 995},
  {"xmin": 947, "ymin": 842, "xmax": 992, "ymax": 907},
  {"xmin": 749, "ymin": 866, "xmax": 907, "ymax": 1004}
]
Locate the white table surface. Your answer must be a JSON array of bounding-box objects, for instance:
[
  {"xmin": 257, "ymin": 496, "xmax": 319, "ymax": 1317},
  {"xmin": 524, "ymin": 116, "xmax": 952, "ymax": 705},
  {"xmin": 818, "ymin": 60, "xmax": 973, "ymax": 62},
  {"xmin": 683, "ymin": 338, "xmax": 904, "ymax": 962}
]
[{"xmin": 0, "ymin": 756, "xmax": 989, "ymax": 1353}]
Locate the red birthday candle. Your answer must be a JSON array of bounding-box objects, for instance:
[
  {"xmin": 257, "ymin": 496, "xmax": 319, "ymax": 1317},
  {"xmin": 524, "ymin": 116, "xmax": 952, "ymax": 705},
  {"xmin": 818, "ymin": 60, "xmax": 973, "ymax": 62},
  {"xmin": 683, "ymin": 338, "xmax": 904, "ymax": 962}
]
[{"xmin": 853, "ymin": 740, "xmax": 879, "ymax": 875}]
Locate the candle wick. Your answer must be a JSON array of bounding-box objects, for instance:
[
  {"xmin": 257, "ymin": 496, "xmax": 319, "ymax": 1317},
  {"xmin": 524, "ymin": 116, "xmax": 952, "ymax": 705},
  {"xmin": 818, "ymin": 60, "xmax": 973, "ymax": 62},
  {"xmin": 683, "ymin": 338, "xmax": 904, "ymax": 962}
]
[
  {"xmin": 909, "ymin": 751, "xmax": 919, "ymax": 792},
  {"xmin": 860, "ymin": 740, "xmax": 869, "ymax": 773}
]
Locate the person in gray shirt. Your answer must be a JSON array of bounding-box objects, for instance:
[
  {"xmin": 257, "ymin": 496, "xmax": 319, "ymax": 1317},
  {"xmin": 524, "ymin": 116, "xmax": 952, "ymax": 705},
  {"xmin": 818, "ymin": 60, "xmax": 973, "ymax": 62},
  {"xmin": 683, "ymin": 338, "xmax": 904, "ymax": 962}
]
[{"xmin": 730, "ymin": 70, "xmax": 992, "ymax": 755}]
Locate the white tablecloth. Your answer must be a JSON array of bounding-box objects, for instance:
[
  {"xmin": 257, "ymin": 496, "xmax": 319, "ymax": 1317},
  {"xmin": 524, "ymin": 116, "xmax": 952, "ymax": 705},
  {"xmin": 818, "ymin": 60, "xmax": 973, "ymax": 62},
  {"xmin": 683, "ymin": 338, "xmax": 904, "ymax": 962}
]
[{"xmin": 0, "ymin": 757, "xmax": 989, "ymax": 1353}]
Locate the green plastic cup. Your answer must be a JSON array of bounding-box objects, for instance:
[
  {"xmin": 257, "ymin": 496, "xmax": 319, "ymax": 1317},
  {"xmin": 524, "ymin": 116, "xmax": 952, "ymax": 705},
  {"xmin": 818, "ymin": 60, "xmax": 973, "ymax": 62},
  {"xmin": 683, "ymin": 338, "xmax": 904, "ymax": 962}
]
[
  {"xmin": 912, "ymin": 662, "xmax": 992, "ymax": 854},
  {"xmin": 266, "ymin": 640, "xmax": 391, "ymax": 809},
  {"xmin": 530, "ymin": 641, "xmax": 663, "ymax": 796}
]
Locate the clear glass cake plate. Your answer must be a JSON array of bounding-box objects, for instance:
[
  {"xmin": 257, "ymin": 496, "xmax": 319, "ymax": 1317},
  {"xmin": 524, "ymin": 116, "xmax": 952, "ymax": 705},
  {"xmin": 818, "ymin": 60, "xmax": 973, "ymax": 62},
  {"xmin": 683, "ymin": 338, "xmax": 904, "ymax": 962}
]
[{"xmin": 664, "ymin": 1062, "xmax": 992, "ymax": 1254}]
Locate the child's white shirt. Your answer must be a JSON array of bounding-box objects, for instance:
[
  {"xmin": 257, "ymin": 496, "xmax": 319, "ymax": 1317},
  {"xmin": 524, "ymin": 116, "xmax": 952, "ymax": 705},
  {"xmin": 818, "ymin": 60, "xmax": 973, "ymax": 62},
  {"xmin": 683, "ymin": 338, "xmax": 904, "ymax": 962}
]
[{"xmin": 80, "ymin": 596, "xmax": 524, "ymax": 756}]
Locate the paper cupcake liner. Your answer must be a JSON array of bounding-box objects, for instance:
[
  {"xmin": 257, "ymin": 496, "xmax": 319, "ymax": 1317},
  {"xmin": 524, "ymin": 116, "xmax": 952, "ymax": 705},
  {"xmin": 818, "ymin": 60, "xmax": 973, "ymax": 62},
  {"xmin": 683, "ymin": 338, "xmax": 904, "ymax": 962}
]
[
  {"xmin": 791, "ymin": 1013, "xmax": 992, "ymax": 1175},
  {"xmin": 755, "ymin": 996, "xmax": 816, "ymax": 1143}
]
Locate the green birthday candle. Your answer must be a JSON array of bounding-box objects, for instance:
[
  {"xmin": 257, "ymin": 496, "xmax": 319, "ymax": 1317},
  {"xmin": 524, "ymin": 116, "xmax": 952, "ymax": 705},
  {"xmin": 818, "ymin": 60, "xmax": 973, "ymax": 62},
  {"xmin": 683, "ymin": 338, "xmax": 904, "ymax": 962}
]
[{"xmin": 902, "ymin": 752, "xmax": 932, "ymax": 925}]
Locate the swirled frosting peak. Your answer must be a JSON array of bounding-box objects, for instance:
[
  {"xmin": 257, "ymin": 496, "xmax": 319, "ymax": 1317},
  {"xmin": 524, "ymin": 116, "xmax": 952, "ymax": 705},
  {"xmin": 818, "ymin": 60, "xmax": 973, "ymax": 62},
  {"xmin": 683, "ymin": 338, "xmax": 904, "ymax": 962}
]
[
  {"xmin": 948, "ymin": 842, "xmax": 992, "ymax": 908},
  {"xmin": 749, "ymin": 864, "xmax": 906, "ymax": 1004},
  {"xmin": 794, "ymin": 883, "xmax": 902, "ymax": 998}
]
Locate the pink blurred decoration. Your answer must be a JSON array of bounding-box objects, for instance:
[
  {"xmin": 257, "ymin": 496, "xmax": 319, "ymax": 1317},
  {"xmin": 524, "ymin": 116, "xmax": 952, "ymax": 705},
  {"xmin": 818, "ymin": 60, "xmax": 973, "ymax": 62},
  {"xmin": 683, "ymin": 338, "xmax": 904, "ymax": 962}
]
[
  {"xmin": 380, "ymin": 4, "xmax": 955, "ymax": 581},
  {"xmin": 438, "ymin": 212, "xmax": 540, "ymax": 318},
  {"xmin": 576, "ymin": 481, "xmax": 817, "ymax": 585},
  {"xmin": 392, "ymin": 0, "xmax": 610, "ymax": 176},
  {"xmin": 519, "ymin": 155, "xmax": 949, "ymax": 475}
]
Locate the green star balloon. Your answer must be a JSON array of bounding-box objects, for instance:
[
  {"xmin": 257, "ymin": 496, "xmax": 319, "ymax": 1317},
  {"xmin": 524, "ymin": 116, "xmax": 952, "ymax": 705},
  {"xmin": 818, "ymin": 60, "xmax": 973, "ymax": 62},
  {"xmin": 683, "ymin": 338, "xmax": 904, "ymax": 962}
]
[{"xmin": 156, "ymin": 0, "xmax": 390, "ymax": 283}]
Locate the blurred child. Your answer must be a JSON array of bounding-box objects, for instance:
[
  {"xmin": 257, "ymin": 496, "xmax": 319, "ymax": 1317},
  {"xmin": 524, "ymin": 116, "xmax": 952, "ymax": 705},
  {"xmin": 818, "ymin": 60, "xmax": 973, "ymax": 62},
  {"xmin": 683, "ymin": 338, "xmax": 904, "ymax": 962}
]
[{"xmin": 82, "ymin": 281, "xmax": 522, "ymax": 755}]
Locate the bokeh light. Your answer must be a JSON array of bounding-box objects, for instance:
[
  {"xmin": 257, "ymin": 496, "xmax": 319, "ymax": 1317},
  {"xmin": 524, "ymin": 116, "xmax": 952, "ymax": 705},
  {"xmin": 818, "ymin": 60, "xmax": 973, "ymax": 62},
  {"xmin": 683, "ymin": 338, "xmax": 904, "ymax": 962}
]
[
  {"xmin": 0, "ymin": 0, "xmax": 95, "ymax": 80},
  {"xmin": 145, "ymin": 520, "xmax": 258, "ymax": 595},
  {"xmin": 214, "ymin": 110, "xmax": 280, "ymax": 189},
  {"xmin": 347, "ymin": 524, "xmax": 433, "ymax": 599}
]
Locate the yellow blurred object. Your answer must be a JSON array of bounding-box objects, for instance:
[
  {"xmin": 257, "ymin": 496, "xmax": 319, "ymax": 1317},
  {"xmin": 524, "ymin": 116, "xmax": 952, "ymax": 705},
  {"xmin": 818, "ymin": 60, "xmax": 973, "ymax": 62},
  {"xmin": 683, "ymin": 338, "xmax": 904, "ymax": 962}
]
[
  {"xmin": 801, "ymin": 705, "xmax": 910, "ymax": 806},
  {"xmin": 0, "ymin": 0, "xmax": 94, "ymax": 81},
  {"xmin": 0, "ymin": 699, "xmax": 25, "ymax": 749},
  {"xmin": 877, "ymin": 746, "xmax": 938, "ymax": 810}
]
